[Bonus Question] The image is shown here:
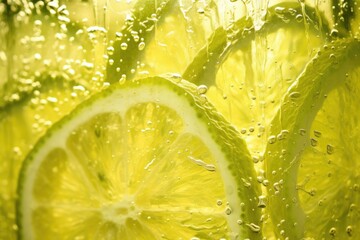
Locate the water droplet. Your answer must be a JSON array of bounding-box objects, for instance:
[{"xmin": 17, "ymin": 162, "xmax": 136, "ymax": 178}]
[
  {"xmin": 120, "ymin": 42, "xmax": 128, "ymax": 50},
  {"xmin": 197, "ymin": 85, "xmax": 208, "ymax": 94},
  {"xmin": 329, "ymin": 227, "xmax": 336, "ymax": 236},
  {"xmin": 138, "ymin": 42, "xmax": 146, "ymax": 51}
]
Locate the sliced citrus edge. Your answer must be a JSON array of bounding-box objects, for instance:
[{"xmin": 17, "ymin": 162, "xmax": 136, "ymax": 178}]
[
  {"xmin": 182, "ymin": 1, "xmax": 334, "ymax": 86},
  {"xmin": 105, "ymin": 0, "xmax": 176, "ymax": 83},
  {"xmin": 16, "ymin": 76, "xmax": 262, "ymax": 239},
  {"xmin": 0, "ymin": 73, "xmax": 92, "ymax": 239},
  {"xmin": 265, "ymin": 38, "xmax": 360, "ymax": 239}
]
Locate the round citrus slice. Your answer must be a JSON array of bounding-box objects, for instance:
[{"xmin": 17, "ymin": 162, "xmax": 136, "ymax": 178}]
[{"xmin": 17, "ymin": 76, "xmax": 262, "ymax": 239}]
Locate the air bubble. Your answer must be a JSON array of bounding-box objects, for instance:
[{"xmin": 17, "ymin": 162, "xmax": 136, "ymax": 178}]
[
  {"xmin": 197, "ymin": 8, "xmax": 205, "ymax": 14},
  {"xmin": 138, "ymin": 42, "xmax": 146, "ymax": 51},
  {"xmin": 115, "ymin": 32, "xmax": 123, "ymax": 40},
  {"xmin": 120, "ymin": 42, "xmax": 128, "ymax": 50},
  {"xmin": 225, "ymin": 206, "xmax": 232, "ymax": 215},
  {"xmin": 257, "ymin": 195, "xmax": 266, "ymax": 208},
  {"xmin": 216, "ymin": 200, "xmax": 223, "ymax": 206},
  {"xmin": 330, "ymin": 29, "xmax": 339, "ymax": 37},
  {"xmin": 299, "ymin": 128, "xmax": 306, "ymax": 136},
  {"xmin": 326, "ymin": 144, "xmax": 334, "ymax": 154},
  {"xmin": 274, "ymin": 6, "xmax": 286, "ymax": 14},
  {"xmin": 313, "ymin": 130, "xmax": 322, "ymax": 138},
  {"xmin": 289, "ymin": 91, "xmax": 301, "ymax": 99},
  {"xmin": 346, "ymin": 226, "xmax": 352, "ymax": 236},
  {"xmin": 310, "ymin": 138, "xmax": 317, "ymax": 147},
  {"xmin": 197, "ymin": 85, "xmax": 208, "ymax": 94},
  {"xmin": 268, "ymin": 135, "xmax": 276, "ymax": 144},
  {"xmin": 119, "ymin": 74, "xmax": 126, "ymax": 84},
  {"xmin": 246, "ymin": 223, "xmax": 260, "ymax": 233},
  {"xmin": 107, "ymin": 46, "xmax": 114, "ymax": 55},
  {"xmin": 329, "ymin": 227, "xmax": 336, "ymax": 236}
]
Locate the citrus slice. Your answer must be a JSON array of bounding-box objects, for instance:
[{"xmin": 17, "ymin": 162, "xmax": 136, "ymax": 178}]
[
  {"xmin": 265, "ymin": 38, "xmax": 360, "ymax": 239},
  {"xmin": 17, "ymin": 76, "xmax": 262, "ymax": 239},
  {"xmin": 0, "ymin": 74, "xmax": 90, "ymax": 239},
  {"xmin": 296, "ymin": 50, "xmax": 360, "ymax": 238},
  {"xmin": 186, "ymin": 2, "xmax": 326, "ymax": 158}
]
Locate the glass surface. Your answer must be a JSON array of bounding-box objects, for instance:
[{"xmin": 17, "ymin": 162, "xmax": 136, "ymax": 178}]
[{"xmin": 1, "ymin": 0, "xmax": 359, "ymax": 239}]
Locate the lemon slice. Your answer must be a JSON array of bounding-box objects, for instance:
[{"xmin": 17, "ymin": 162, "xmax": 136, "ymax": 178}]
[{"xmin": 17, "ymin": 76, "xmax": 262, "ymax": 239}]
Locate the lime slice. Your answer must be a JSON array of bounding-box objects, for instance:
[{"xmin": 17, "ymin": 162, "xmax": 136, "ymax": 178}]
[
  {"xmin": 265, "ymin": 38, "xmax": 360, "ymax": 239},
  {"xmin": 0, "ymin": 74, "xmax": 90, "ymax": 239},
  {"xmin": 187, "ymin": 3, "xmax": 325, "ymax": 158},
  {"xmin": 297, "ymin": 51, "xmax": 360, "ymax": 238},
  {"xmin": 106, "ymin": 0, "xmax": 176, "ymax": 83},
  {"xmin": 17, "ymin": 76, "xmax": 262, "ymax": 239}
]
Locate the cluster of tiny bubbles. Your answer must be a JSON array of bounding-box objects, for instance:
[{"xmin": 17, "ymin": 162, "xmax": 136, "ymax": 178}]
[{"xmin": 273, "ymin": 6, "xmax": 298, "ymax": 23}]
